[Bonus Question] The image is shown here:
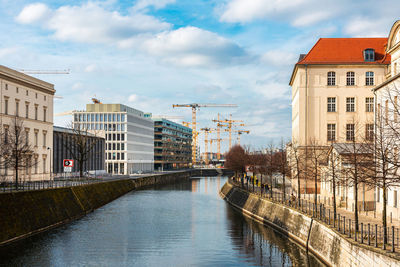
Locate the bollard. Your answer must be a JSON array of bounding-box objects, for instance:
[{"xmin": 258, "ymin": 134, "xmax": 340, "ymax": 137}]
[
  {"xmin": 349, "ymin": 219, "xmax": 352, "ymax": 238},
  {"xmin": 368, "ymin": 224, "xmax": 371, "ymax": 246},
  {"xmin": 393, "ymin": 226, "xmax": 395, "ymax": 253},
  {"xmin": 343, "ymin": 216, "xmax": 346, "ymax": 235},
  {"xmin": 375, "ymin": 224, "xmax": 378, "ymax": 248},
  {"xmin": 329, "ymin": 210, "xmax": 331, "ymax": 225},
  {"xmin": 338, "ymin": 214, "xmax": 341, "ymax": 232},
  {"xmin": 361, "ymin": 223, "xmax": 364, "ymax": 244},
  {"xmin": 355, "ymin": 223, "xmax": 358, "ymax": 242}
]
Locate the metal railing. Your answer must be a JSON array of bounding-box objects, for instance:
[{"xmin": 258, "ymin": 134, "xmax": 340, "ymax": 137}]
[
  {"xmin": 0, "ymin": 178, "xmax": 102, "ymax": 193},
  {"xmin": 229, "ymin": 176, "xmax": 400, "ymax": 253}
]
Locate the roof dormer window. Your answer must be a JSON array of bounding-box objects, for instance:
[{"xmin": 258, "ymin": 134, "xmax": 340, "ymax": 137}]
[{"xmin": 364, "ymin": 48, "xmax": 375, "ymax": 62}]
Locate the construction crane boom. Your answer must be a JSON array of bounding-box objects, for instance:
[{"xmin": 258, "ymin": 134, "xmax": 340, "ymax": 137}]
[
  {"xmin": 172, "ymin": 103, "xmax": 237, "ymax": 165},
  {"xmin": 214, "ymin": 114, "xmax": 244, "ymax": 151},
  {"xmin": 18, "ymin": 69, "xmax": 70, "ymax": 74}
]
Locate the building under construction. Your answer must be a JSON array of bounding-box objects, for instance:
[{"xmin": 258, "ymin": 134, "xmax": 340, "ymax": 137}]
[{"xmin": 152, "ymin": 118, "xmax": 192, "ymax": 170}]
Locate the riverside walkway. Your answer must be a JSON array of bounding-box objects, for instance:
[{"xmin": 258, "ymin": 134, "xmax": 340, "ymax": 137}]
[{"xmin": 231, "ymin": 176, "xmax": 400, "ymax": 254}]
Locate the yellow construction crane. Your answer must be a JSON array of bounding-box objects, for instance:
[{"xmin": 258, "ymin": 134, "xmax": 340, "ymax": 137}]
[
  {"xmin": 18, "ymin": 69, "xmax": 70, "ymax": 74},
  {"xmin": 200, "ymin": 127, "xmax": 217, "ymax": 165},
  {"xmin": 236, "ymin": 130, "xmax": 250, "ymax": 145},
  {"xmin": 214, "ymin": 114, "xmax": 244, "ymax": 151},
  {"xmin": 172, "ymin": 103, "xmax": 237, "ymax": 165}
]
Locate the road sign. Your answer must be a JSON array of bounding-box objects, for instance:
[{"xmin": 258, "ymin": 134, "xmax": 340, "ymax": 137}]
[
  {"xmin": 63, "ymin": 159, "xmax": 74, "ymax": 167},
  {"xmin": 64, "ymin": 167, "xmax": 72, "ymax": 172}
]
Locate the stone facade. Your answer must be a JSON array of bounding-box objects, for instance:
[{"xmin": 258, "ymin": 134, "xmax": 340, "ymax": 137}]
[{"xmin": 0, "ymin": 65, "xmax": 55, "ymax": 181}]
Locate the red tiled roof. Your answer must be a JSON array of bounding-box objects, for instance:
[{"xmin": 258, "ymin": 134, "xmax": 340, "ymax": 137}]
[{"xmin": 297, "ymin": 38, "xmax": 391, "ymax": 65}]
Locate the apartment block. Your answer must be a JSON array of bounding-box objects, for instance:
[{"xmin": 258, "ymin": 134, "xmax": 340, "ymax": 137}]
[{"xmin": 151, "ymin": 117, "xmax": 192, "ymax": 170}]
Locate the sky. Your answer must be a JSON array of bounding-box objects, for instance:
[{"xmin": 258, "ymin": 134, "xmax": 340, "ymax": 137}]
[{"xmin": 0, "ymin": 0, "xmax": 399, "ymax": 153}]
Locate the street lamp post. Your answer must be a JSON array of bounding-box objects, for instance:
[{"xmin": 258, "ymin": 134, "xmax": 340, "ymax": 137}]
[{"xmin": 47, "ymin": 147, "xmax": 52, "ymax": 181}]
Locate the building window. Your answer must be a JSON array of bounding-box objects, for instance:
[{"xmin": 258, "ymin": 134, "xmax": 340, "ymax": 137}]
[
  {"xmin": 43, "ymin": 131, "xmax": 47, "ymax": 147},
  {"xmin": 327, "ymin": 124, "xmax": 336, "ymax": 141},
  {"xmin": 5, "ymin": 84, "xmax": 7, "ymax": 90},
  {"xmin": 16, "ymin": 87, "xmax": 19, "ymax": 93},
  {"xmin": 121, "ymin": 114, "xmax": 125, "ymax": 122},
  {"xmin": 365, "ymin": 97, "xmax": 374, "ymax": 112},
  {"xmin": 25, "ymin": 103, "xmax": 29, "ymax": 118},
  {"xmin": 15, "ymin": 101, "xmax": 19, "ymax": 116},
  {"xmin": 366, "ymin": 71, "xmax": 374, "ymax": 86},
  {"xmin": 346, "ymin": 97, "xmax": 355, "ymax": 112},
  {"xmin": 34, "ymin": 131, "xmax": 38, "ymax": 146},
  {"xmin": 26, "ymin": 90, "xmax": 28, "ymax": 96},
  {"xmin": 346, "ymin": 124, "xmax": 355, "ymax": 141},
  {"xmin": 35, "ymin": 105, "xmax": 38, "ymax": 120},
  {"xmin": 364, "ymin": 49, "xmax": 375, "ymax": 62},
  {"xmin": 346, "ymin": 72, "xmax": 355, "ymax": 86},
  {"xmin": 327, "ymin": 97, "xmax": 336, "ymax": 112},
  {"xmin": 4, "ymin": 98, "xmax": 8, "ymax": 115},
  {"xmin": 327, "ymin": 71, "xmax": 336, "ymax": 86},
  {"xmin": 43, "ymin": 107, "xmax": 47, "ymax": 122},
  {"xmin": 44, "ymin": 95, "xmax": 46, "ymax": 101},
  {"xmin": 35, "ymin": 157, "xmax": 38, "ymax": 174},
  {"xmin": 366, "ymin": 124, "xmax": 374, "ymax": 141},
  {"xmin": 43, "ymin": 159, "xmax": 46, "ymax": 174},
  {"xmin": 121, "ymin": 134, "xmax": 125, "ymax": 141}
]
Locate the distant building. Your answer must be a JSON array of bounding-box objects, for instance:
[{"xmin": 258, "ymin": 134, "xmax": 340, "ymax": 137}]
[
  {"xmin": 53, "ymin": 126, "xmax": 105, "ymax": 176},
  {"xmin": 152, "ymin": 118, "xmax": 192, "ymax": 170},
  {"xmin": 0, "ymin": 65, "xmax": 55, "ymax": 181},
  {"xmin": 73, "ymin": 103, "xmax": 154, "ymax": 175}
]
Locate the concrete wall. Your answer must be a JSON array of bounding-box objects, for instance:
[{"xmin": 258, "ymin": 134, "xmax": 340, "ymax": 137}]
[
  {"xmin": 0, "ymin": 170, "xmax": 219, "ymax": 246},
  {"xmin": 220, "ymin": 181, "xmax": 400, "ymax": 267}
]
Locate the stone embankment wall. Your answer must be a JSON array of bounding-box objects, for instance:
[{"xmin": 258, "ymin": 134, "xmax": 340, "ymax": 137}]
[
  {"xmin": 0, "ymin": 169, "xmax": 229, "ymax": 246},
  {"xmin": 220, "ymin": 181, "xmax": 400, "ymax": 267}
]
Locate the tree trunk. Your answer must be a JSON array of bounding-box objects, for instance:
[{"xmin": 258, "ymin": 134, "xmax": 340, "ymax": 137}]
[
  {"xmin": 297, "ymin": 172, "xmax": 301, "ymax": 207},
  {"xmin": 282, "ymin": 173, "xmax": 286, "ymax": 200},
  {"xmin": 314, "ymin": 172, "xmax": 318, "ymax": 208},
  {"xmin": 15, "ymin": 159, "xmax": 18, "ymax": 190},
  {"xmin": 383, "ymin": 184, "xmax": 387, "ymax": 245},
  {"xmin": 354, "ymin": 179, "xmax": 359, "ymax": 232},
  {"xmin": 332, "ymin": 177, "xmax": 337, "ymax": 220}
]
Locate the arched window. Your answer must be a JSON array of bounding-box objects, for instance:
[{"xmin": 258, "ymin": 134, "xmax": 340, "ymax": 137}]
[
  {"xmin": 346, "ymin": 71, "xmax": 355, "ymax": 86},
  {"xmin": 327, "ymin": 71, "xmax": 336, "ymax": 86},
  {"xmin": 366, "ymin": 71, "xmax": 374, "ymax": 86}
]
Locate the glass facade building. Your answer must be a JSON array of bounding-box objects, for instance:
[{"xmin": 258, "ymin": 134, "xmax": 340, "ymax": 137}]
[{"xmin": 73, "ymin": 104, "xmax": 154, "ymax": 175}]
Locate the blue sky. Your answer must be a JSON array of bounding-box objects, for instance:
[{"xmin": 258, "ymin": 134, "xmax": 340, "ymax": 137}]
[{"xmin": 0, "ymin": 0, "xmax": 399, "ymax": 152}]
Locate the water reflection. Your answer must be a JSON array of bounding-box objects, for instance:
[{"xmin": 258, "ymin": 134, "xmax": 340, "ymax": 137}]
[{"xmin": 0, "ymin": 176, "xmax": 324, "ymax": 267}]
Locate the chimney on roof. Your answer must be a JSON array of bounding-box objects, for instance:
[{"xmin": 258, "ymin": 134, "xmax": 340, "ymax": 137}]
[{"xmin": 298, "ymin": 54, "xmax": 307, "ymax": 62}]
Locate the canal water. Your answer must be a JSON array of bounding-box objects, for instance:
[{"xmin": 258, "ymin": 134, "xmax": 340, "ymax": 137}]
[{"xmin": 0, "ymin": 176, "xmax": 324, "ymax": 266}]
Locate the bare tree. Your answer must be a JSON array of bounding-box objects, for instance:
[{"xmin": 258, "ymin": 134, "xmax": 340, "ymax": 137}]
[
  {"xmin": 276, "ymin": 138, "xmax": 289, "ymax": 199},
  {"xmin": 287, "ymin": 140, "xmax": 305, "ymax": 207},
  {"xmin": 370, "ymin": 90, "xmax": 400, "ymax": 245},
  {"xmin": 265, "ymin": 142, "xmax": 276, "ymax": 198},
  {"xmin": 65, "ymin": 122, "xmax": 100, "ymax": 178},
  {"xmin": 6, "ymin": 117, "xmax": 34, "ymax": 189},
  {"xmin": 325, "ymin": 141, "xmax": 342, "ymax": 220},
  {"xmin": 306, "ymin": 138, "xmax": 329, "ymax": 210},
  {"xmin": 225, "ymin": 144, "xmax": 247, "ymax": 177},
  {"xmin": 337, "ymin": 118, "xmax": 373, "ymax": 231}
]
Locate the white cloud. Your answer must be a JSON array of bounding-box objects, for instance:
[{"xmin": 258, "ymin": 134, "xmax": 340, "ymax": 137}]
[
  {"xmin": 16, "ymin": 3, "xmax": 51, "ymax": 24},
  {"xmin": 128, "ymin": 94, "xmax": 138, "ymax": 102},
  {"xmin": 292, "ymin": 11, "xmax": 331, "ymax": 27},
  {"xmin": 84, "ymin": 64, "xmax": 97, "ymax": 73},
  {"xmin": 0, "ymin": 47, "xmax": 18, "ymax": 58},
  {"xmin": 16, "ymin": 2, "xmax": 171, "ymax": 44},
  {"xmin": 220, "ymin": 0, "xmax": 305, "ymax": 23},
  {"xmin": 140, "ymin": 26, "xmax": 250, "ymax": 67},
  {"xmin": 133, "ymin": 0, "xmax": 175, "ymax": 11},
  {"xmin": 344, "ymin": 17, "xmax": 389, "ymax": 37},
  {"xmin": 261, "ymin": 50, "xmax": 297, "ymax": 67}
]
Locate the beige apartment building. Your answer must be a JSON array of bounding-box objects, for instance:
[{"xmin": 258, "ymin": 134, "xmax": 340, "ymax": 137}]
[
  {"xmin": 289, "ymin": 38, "xmax": 390, "ymax": 195},
  {"xmin": 373, "ymin": 20, "xmax": 400, "ymax": 221},
  {"xmin": 0, "ymin": 65, "xmax": 55, "ymax": 181}
]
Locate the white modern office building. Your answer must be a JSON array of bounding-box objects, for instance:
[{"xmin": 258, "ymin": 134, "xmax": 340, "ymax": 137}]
[{"xmin": 73, "ymin": 103, "xmax": 154, "ymax": 175}]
